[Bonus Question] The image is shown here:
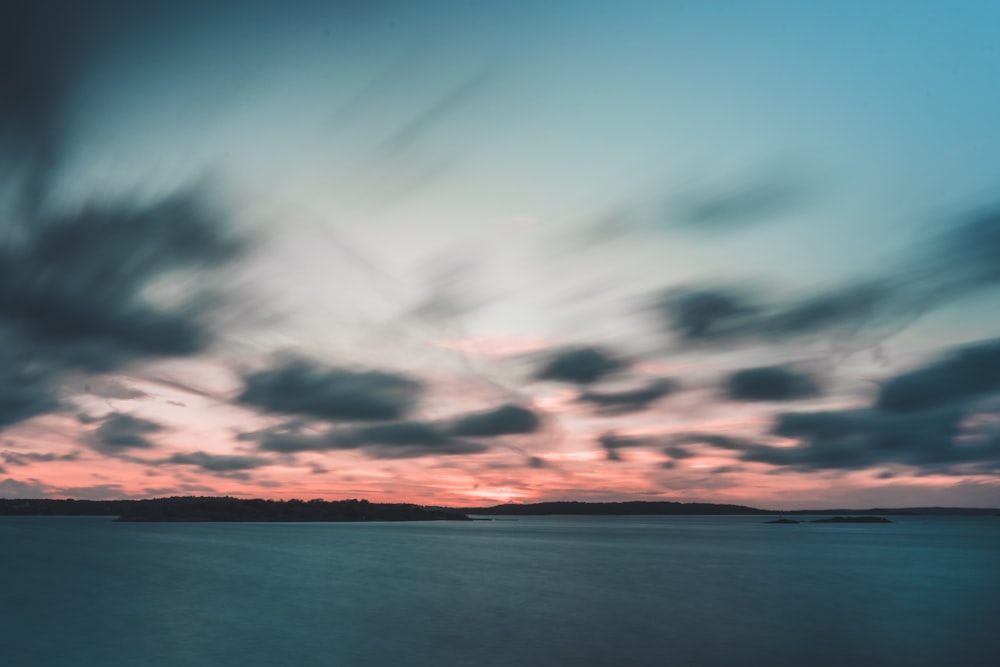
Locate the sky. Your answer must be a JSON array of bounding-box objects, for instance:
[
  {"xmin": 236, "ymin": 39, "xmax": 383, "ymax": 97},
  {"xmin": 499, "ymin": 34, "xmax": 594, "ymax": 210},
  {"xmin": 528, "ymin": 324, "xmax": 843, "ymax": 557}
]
[{"xmin": 2, "ymin": 0, "xmax": 1000, "ymax": 509}]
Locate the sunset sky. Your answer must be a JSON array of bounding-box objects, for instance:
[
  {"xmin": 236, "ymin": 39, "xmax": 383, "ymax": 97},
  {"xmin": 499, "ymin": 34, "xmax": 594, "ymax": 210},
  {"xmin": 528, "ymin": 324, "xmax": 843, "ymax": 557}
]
[{"xmin": 2, "ymin": 0, "xmax": 1000, "ymax": 508}]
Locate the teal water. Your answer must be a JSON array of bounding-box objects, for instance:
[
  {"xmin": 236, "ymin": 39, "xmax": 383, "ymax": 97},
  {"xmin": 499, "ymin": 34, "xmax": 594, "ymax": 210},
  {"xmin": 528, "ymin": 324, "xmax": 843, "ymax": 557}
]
[{"xmin": 1, "ymin": 515, "xmax": 998, "ymax": 666}]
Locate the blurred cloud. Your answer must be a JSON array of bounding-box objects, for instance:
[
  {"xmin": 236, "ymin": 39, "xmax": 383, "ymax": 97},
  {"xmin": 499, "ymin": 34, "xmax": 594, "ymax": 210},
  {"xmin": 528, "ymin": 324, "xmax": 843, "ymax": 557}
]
[
  {"xmin": 449, "ymin": 404, "xmax": 541, "ymax": 437},
  {"xmin": 0, "ymin": 360, "xmax": 62, "ymax": 428},
  {"xmin": 725, "ymin": 365, "xmax": 820, "ymax": 402},
  {"xmin": 535, "ymin": 346, "xmax": 628, "ymax": 385},
  {"xmin": 166, "ymin": 451, "xmax": 271, "ymax": 473},
  {"xmin": 331, "ymin": 421, "xmax": 488, "ymax": 459},
  {"xmin": 579, "ymin": 378, "xmax": 675, "ymax": 414},
  {"xmin": 658, "ymin": 206, "xmax": 1000, "ymax": 348},
  {"xmin": 0, "ymin": 477, "xmax": 49, "ymax": 498},
  {"xmin": 598, "ymin": 432, "xmax": 655, "ymax": 462},
  {"xmin": 238, "ymin": 359, "xmax": 422, "ymax": 422},
  {"xmin": 876, "ymin": 338, "xmax": 1000, "ymax": 413},
  {"xmin": 237, "ymin": 421, "xmax": 336, "ymax": 454},
  {"xmin": 1, "ymin": 450, "xmax": 79, "ymax": 466},
  {"xmin": 83, "ymin": 412, "xmax": 163, "ymax": 453},
  {"xmin": 1, "ymin": 191, "xmax": 243, "ymax": 368},
  {"xmin": 675, "ymin": 336, "xmax": 1000, "ymax": 475}
]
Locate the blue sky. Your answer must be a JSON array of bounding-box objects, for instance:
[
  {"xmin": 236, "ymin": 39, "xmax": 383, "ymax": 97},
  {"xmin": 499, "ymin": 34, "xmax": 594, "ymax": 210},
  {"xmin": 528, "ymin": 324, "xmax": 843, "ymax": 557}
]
[{"xmin": 1, "ymin": 0, "xmax": 999, "ymax": 507}]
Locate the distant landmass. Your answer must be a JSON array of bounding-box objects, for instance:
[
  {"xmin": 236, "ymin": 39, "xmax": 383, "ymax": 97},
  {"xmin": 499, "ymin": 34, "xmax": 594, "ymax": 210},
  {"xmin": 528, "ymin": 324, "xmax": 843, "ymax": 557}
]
[
  {"xmin": 0, "ymin": 497, "xmax": 996, "ymax": 521},
  {"xmin": 0, "ymin": 497, "xmax": 469, "ymax": 522},
  {"xmin": 460, "ymin": 501, "xmax": 999, "ymax": 517},
  {"xmin": 462, "ymin": 501, "xmax": 770, "ymax": 516}
]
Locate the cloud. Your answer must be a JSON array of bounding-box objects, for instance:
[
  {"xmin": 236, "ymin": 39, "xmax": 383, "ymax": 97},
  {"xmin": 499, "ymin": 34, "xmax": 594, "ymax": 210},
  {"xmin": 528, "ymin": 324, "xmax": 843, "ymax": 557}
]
[
  {"xmin": 1, "ymin": 450, "xmax": 78, "ymax": 466},
  {"xmin": 240, "ymin": 412, "xmax": 498, "ymax": 459},
  {"xmin": 84, "ymin": 412, "xmax": 163, "ymax": 453},
  {"xmin": 659, "ymin": 282, "xmax": 895, "ymax": 344},
  {"xmin": 914, "ymin": 206, "xmax": 1000, "ymax": 299},
  {"xmin": 669, "ymin": 336, "xmax": 1000, "ymax": 475},
  {"xmin": 663, "ymin": 445, "xmax": 696, "ymax": 459},
  {"xmin": 1, "ymin": 191, "xmax": 242, "ymax": 368},
  {"xmin": 0, "ymin": 477, "xmax": 48, "ymax": 498},
  {"xmin": 0, "ymin": 361, "xmax": 62, "ymax": 428},
  {"xmin": 237, "ymin": 421, "xmax": 337, "ymax": 454},
  {"xmin": 675, "ymin": 405, "xmax": 1000, "ymax": 475},
  {"xmin": 166, "ymin": 451, "xmax": 270, "ymax": 472},
  {"xmin": 535, "ymin": 346, "xmax": 627, "ymax": 385},
  {"xmin": 0, "ymin": 2, "xmax": 248, "ymax": 435},
  {"xmin": 659, "ymin": 287, "xmax": 761, "ymax": 342},
  {"xmin": 876, "ymin": 338, "xmax": 1000, "ymax": 412},
  {"xmin": 668, "ymin": 433, "xmax": 759, "ymax": 451},
  {"xmin": 725, "ymin": 365, "xmax": 820, "ymax": 401},
  {"xmin": 55, "ymin": 483, "xmax": 130, "ymax": 500},
  {"xmin": 0, "ymin": 188, "xmax": 245, "ymax": 432},
  {"xmin": 0, "ymin": 0, "xmax": 95, "ymax": 185},
  {"xmin": 579, "ymin": 379, "xmax": 675, "ymax": 414},
  {"xmin": 238, "ymin": 360, "xmax": 422, "ymax": 423},
  {"xmin": 658, "ymin": 206, "xmax": 1000, "ymax": 347},
  {"xmin": 448, "ymin": 404, "xmax": 540, "ymax": 437},
  {"xmin": 598, "ymin": 432, "xmax": 655, "ymax": 461},
  {"xmin": 759, "ymin": 405, "xmax": 993, "ymax": 472},
  {"xmin": 331, "ymin": 422, "xmax": 488, "ymax": 459}
]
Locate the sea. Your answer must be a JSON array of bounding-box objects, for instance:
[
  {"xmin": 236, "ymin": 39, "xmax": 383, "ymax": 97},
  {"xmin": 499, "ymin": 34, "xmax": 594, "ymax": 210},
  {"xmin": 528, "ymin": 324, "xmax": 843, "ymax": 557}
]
[{"xmin": 1, "ymin": 515, "xmax": 998, "ymax": 667}]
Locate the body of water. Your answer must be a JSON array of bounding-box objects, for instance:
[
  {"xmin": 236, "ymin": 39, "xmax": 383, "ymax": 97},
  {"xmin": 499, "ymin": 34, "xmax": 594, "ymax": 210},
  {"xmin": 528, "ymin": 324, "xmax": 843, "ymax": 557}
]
[{"xmin": 1, "ymin": 515, "xmax": 998, "ymax": 666}]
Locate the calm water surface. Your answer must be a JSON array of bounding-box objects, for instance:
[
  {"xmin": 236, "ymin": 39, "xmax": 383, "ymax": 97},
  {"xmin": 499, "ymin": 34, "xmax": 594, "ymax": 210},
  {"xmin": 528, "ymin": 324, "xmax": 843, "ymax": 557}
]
[{"xmin": 1, "ymin": 515, "xmax": 998, "ymax": 666}]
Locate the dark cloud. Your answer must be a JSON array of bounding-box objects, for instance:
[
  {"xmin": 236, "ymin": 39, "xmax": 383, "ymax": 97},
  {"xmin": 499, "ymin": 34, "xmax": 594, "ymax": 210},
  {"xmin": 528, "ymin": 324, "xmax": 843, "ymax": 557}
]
[
  {"xmin": 659, "ymin": 282, "xmax": 894, "ymax": 344},
  {"xmin": 760, "ymin": 406, "xmax": 988, "ymax": 471},
  {"xmin": 535, "ymin": 347, "xmax": 627, "ymax": 385},
  {"xmin": 0, "ymin": 0, "xmax": 99, "ymax": 191},
  {"xmin": 1, "ymin": 1, "xmax": 241, "ymax": 209},
  {"xmin": 55, "ymin": 483, "xmax": 129, "ymax": 500},
  {"xmin": 166, "ymin": 451, "xmax": 270, "ymax": 472},
  {"xmin": 579, "ymin": 379, "xmax": 675, "ymax": 414},
  {"xmin": 331, "ymin": 422, "xmax": 488, "ymax": 459},
  {"xmin": 0, "ymin": 187, "xmax": 244, "ymax": 433},
  {"xmin": 1, "ymin": 192, "xmax": 242, "ymax": 369},
  {"xmin": 0, "ymin": 362, "xmax": 62, "ymax": 428},
  {"xmin": 670, "ymin": 336, "xmax": 1000, "ymax": 475},
  {"xmin": 238, "ymin": 360, "xmax": 422, "ymax": 422},
  {"xmin": 876, "ymin": 338, "xmax": 1000, "ymax": 413},
  {"xmin": 84, "ymin": 412, "xmax": 163, "ymax": 453},
  {"xmin": 677, "ymin": 404, "xmax": 1000, "ymax": 475},
  {"xmin": 448, "ymin": 404, "xmax": 540, "ymax": 437},
  {"xmin": 763, "ymin": 282, "xmax": 895, "ymax": 340},
  {"xmin": 237, "ymin": 422, "xmax": 336, "ymax": 454},
  {"xmin": 597, "ymin": 432, "xmax": 654, "ymax": 461},
  {"xmin": 0, "ymin": 477, "xmax": 49, "ymax": 498},
  {"xmin": 1, "ymin": 450, "xmax": 78, "ymax": 466},
  {"xmin": 659, "ymin": 206, "xmax": 1000, "ymax": 347},
  {"xmin": 668, "ymin": 433, "xmax": 759, "ymax": 451},
  {"xmin": 660, "ymin": 287, "xmax": 761, "ymax": 342},
  {"xmin": 725, "ymin": 365, "xmax": 820, "ymax": 402},
  {"xmin": 240, "ymin": 415, "xmax": 494, "ymax": 459},
  {"xmin": 663, "ymin": 445, "xmax": 695, "ymax": 460}
]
